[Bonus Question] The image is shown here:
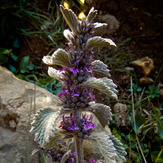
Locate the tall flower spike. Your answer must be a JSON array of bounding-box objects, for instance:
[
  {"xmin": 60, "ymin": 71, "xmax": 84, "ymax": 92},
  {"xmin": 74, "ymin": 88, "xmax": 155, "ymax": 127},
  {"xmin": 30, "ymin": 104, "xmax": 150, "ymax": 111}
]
[{"xmin": 31, "ymin": 5, "xmax": 126, "ymax": 163}]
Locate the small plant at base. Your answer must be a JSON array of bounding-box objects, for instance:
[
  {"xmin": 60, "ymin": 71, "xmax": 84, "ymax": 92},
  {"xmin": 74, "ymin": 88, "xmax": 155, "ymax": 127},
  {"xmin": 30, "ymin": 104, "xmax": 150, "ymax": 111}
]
[{"xmin": 30, "ymin": 5, "xmax": 127, "ymax": 163}]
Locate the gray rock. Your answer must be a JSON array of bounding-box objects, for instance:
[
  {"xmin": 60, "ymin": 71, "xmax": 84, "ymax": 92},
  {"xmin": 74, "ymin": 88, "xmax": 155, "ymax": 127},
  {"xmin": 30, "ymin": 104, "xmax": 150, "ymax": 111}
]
[
  {"xmin": 0, "ymin": 66, "xmax": 60, "ymax": 163},
  {"xmin": 113, "ymin": 103, "xmax": 128, "ymax": 126},
  {"xmin": 98, "ymin": 14, "xmax": 120, "ymax": 34}
]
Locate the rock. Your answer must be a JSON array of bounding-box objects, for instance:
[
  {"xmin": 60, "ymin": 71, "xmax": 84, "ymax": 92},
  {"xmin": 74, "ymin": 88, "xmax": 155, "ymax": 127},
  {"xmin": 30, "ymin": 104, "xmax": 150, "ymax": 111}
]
[
  {"xmin": 130, "ymin": 56, "xmax": 154, "ymax": 76},
  {"xmin": 160, "ymin": 89, "xmax": 163, "ymax": 99},
  {"xmin": 139, "ymin": 77, "xmax": 154, "ymax": 85},
  {"xmin": 0, "ymin": 66, "xmax": 60, "ymax": 163},
  {"xmin": 113, "ymin": 103, "xmax": 128, "ymax": 126},
  {"xmin": 98, "ymin": 14, "xmax": 120, "ymax": 34}
]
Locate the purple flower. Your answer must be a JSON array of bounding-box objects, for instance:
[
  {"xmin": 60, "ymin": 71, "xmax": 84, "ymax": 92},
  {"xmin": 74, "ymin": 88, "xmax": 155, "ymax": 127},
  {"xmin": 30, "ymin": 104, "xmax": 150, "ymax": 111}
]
[
  {"xmin": 81, "ymin": 114, "xmax": 96, "ymax": 131},
  {"xmin": 59, "ymin": 114, "xmax": 77, "ymax": 131},
  {"xmin": 70, "ymin": 60, "xmax": 80, "ymax": 74},
  {"xmin": 90, "ymin": 156, "xmax": 96, "ymax": 163},
  {"xmin": 59, "ymin": 68, "xmax": 68, "ymax": 72}
]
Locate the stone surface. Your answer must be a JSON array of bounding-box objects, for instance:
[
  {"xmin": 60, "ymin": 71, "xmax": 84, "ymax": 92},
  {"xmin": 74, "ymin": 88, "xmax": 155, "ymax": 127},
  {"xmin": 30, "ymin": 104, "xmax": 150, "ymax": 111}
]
[
  {"xmin": 98, "ymin": 14, "xmax": 120, "ymax": 34},
  {"xmin": 113, "ymin": 103, "xmax": 128, "ymax": 126},
  {"xmin": 0, "ymin": 66, "xmax": 60, "ymax": 163}
]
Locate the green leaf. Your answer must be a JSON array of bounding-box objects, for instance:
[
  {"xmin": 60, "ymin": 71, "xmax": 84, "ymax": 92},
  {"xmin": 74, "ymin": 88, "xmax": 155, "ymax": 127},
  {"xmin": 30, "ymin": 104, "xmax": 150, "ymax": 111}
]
[
  {"xmin": 82, "ymin": 77, "xmax": 118, "ymax": 99},
  {"xmin": 10, "ymin": 52, "xmax": 18, "ymax": 61},
  {"xmin": 9, "ymin": 65, "xmax": 16, "ymax": 73},
  {"xmin": 91, "ymin": 60, "xmax": 111, "ymax": 77},
  {"xmin": 39, "ymin": 77, "xmax": 56, "ymax": 84},
  {"xmin": 0, "ymin": 53, "xmax": 8, "ymax": 64},
  {"xmin": 28, "ymin": 63, "xmax": 35, "ymax": 70},
  {"xmin": 20, "ymin": 56, "xmax": 29, "ymax": 73},
  {"xmin": 43, "ymin": 48, "xmax": 71, "ymax": 68},
  {"xmin": 87, "ymin": 102, "xmax": 112, "ymax": 127},
  {"xmin": 86, "ymin": 7, "xmax": 97, "ymax": 22},
  {"xmin": 13, "ymin": 38, "xmax": 20, "ymax": 48},
  {"xmin": 0, "ymin": 48, "xmax": 12, "ymax": 54},
  {"xmin": 86, "ymin": 36, "xmax": 116, "ymax": 49},
  {"xmin": 60, "ymin": 5, "xmax": 79, "ymax": 34},
  {"xmin": 132, "ymin": 114, "xmax": 146, "ymax": 133},
  {"xmin": 30, "ymin": 108, "xmax": 61, "ymax": 148}
]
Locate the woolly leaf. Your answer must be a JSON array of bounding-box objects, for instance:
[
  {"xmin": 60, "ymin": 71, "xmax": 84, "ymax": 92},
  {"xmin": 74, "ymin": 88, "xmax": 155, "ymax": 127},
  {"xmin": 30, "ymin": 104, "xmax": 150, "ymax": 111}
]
[
  {"xmin": 87, "ymin": 102, "xmax": 112, "ymax": 127},
  {"xmin": 63, "ymin": 29, "xmax": 75, "ymax": 43},
  {"xmin": 61, "ymin": 150, "xmax": 71, "ymax": 163},
  {"xmin": 86, "ymin": 36, "xmax": 116, "ymax": 49},
  {"xmin": 43, "ymin": 48, "xmax": 71, "ymax": 68},
  {"xmin": 81, "ymin": 77, "xmax": 118, "ymax": 99},
  {"xmin": 86, "ymin": 7, "xmax": 97, "ymax": 22},
  {"xmin": 47, "ymin": 67, "xmax": 64, "ymax": 81},
  {"xmin": 92, "ymin": 132, "xmax": 117, "ymax": 163},
  {"xmin": 91, "ymin": 60, "xmax": 111, "ymax": 77},
  {"xmin": 30, "ymin": 108, "xmax": 60, "ymax": 147},
  {"xmin": 93, "ymin": 22, "xmax": 107, "ymax": 33},
  {"xmin": 110, "ymin": 135, "xmax": 127, "ymax": 163},
  {"xmin": 43, "ymin": 132, "xmax": 62, "ymax": 149},
  {"xmin": 60, "ymin": 5, "xmax": 79, "ymax": 34}
]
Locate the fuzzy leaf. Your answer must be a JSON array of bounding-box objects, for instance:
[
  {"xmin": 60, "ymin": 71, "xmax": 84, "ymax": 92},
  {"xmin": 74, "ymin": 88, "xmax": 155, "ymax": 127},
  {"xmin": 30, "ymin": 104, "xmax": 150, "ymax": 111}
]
[
  {"xmin": 81, "ymin": 77, "xmax": 118, "ymax": 99},
  {"xmin": 93, "ymin": 22, "xmax": 107, "ymax": 33},
  {"xmin": 43, "ymin": 48, "xmax": 71, "ymax": 68},
  {"xmin": 43, "ymin": 132, "xmax": 62, "ymax": 149},
  {"xmin": 30, "ymin": 108, "xmax": 60, "ymax": 147},
  {"xmin": 63, "ymin": 29, "xmax": 75, "ymax": 43},
  {"xmin": 86, "ymin": 36, "xmax": 116, "ymax": 49},
  {"xmin": 92, "ymin": 132, "xmax": 117, "ymax": 163},
  {"xmin": 60, "ymin": 5, "xmax": 79, "ymax": 34},
  {"xmin": 47, "ymin": 67, "xmax": 64, "ymax": 81},
  {"xmin": 87, "ymin": 102, "xmax": 112, "ymax": 127},
  {"xmin": 91, "ymin": 60, "xmax": 111, "ymax": 77},
  {"xmin": 61, "ymin": 150, "xmax": 71, "ymax": 163},
  {"xmin": 110, "ymin": 135, "xmax": 127, "ymax": 163},
  {"xmin": 86, "ymin": 7, "xmax": 97, "ymax": 22}
]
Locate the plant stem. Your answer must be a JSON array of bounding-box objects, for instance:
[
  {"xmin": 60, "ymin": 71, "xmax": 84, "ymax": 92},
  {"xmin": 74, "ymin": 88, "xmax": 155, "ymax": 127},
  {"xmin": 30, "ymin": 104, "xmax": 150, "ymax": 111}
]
[{"xmin": 74, "ymin": 110, "xmax": 84, "ymax": 163}]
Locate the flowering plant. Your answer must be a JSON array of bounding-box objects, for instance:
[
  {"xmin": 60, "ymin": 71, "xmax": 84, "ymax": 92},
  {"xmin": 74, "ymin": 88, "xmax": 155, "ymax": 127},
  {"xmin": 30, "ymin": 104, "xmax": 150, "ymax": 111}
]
[{"xmin": 30, "ymin": 5, "xmax": 126, "ymax": 163}]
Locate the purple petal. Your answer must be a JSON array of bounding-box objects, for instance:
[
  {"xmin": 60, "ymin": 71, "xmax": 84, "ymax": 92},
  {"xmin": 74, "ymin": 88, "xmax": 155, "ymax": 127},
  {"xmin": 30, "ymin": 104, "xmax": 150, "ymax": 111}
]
[
  {"xmin": 68, "ymin": 124, "xmax": 76, "ymax": 130},
  {"xmin": 69, "ymin": 68, "xmax": 78, "ymax": 74}
]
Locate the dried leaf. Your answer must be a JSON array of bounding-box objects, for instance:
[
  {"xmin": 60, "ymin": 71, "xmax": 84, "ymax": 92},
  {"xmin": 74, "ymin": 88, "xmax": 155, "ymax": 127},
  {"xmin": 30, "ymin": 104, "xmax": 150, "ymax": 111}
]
[
  {"xmin": 91, "ymin": 60, "xmax": 111, "ymax": 77},
  {"xmin": 60, "ymin": 5, "xmax": 79, "ymax": 34},
  {"xmin": 30, "ymin": 108, "xmax": 61, "ymax": 147},
  {"xmin": 86, "ymin": 36, "xmax": 116, "ymax": 49},
  {"xmin": 43, "ymin": 48, "xmax": 71, "ymax": 68},
  {"xmin": 81, "ymin": 77, "xmax": 118, "ymax": 99},
  {"xmin": 139, "ymin": 76, "xmax": 154, "ymax": 85},
  {"xmin": 86, "ymin": 7, "xmax": 97, "ymax": 22},
  {"xmin": 130, "ymin": 56, "xmax": 154, "ymax": 76},
  {"xmin": 87, "ymin": 102, "xmax": 112, "ymax": 127}
]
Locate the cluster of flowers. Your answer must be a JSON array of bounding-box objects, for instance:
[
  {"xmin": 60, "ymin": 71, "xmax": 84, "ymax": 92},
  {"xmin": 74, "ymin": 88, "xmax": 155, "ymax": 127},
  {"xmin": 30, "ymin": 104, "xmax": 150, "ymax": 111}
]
[
  {"xmin": 43, "ymin": 141, "xmax": 76, "ymax": 163},
  {"xmin": 59, "ymin": 113, "xmax": 95, "ymax": 139},
  {"xmin": 43, "ymin": 141, "xmax": 96, "ymax": 163}
]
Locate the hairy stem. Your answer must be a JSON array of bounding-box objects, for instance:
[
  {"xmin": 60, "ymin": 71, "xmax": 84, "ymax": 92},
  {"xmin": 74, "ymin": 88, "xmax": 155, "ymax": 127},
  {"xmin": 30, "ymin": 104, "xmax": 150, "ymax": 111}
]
[{"xmin": 74, "ymin": 110, "xmax": 84, "ymax": 163}]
